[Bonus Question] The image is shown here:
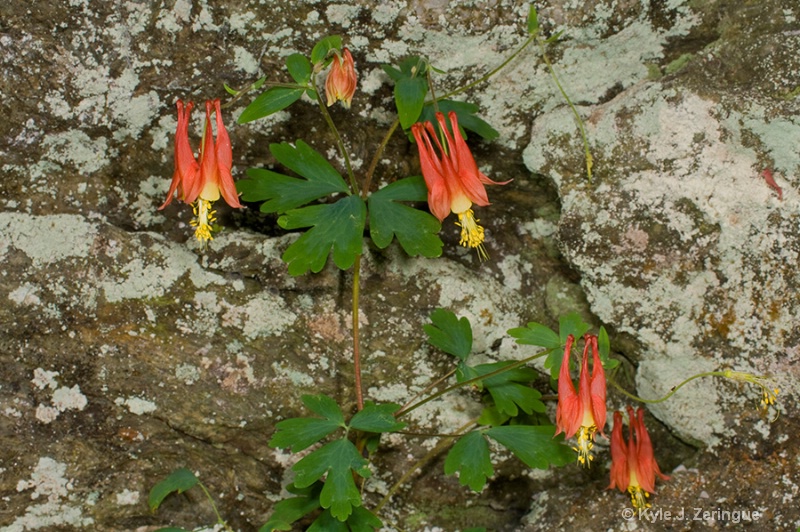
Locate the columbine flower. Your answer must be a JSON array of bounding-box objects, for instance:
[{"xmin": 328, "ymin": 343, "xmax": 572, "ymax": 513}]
[
  {"xmin": 325, "ymin": 48, "xmax": 357, "ymax": 108},
  {"xmin": 160, "ymin": 99, "xmax": 242, "ymax": 243},
  {"xmin": 609, "ymin": 406, "xmax": 670, "ymax": 509},
  {"xmin": 722, "ymin": 370, "xmax": 780, "ymax": 420},
  {"xmin": 411, "ymin": 111, "xmax": 510, "ymax": 259},
  {"xmin": 555, "ymin": 334, "xmax": 607, "ymax": 466}
]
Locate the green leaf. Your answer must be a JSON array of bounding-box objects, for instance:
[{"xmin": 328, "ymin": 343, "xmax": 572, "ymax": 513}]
[
  {"xmin": 527, "ymin": 5, "xmax": 539, "ymax": 34},
  {"xmin": 418, "ymin": 100, "xmax": 499, "ymax": 140},
  {"xmin": 311, "ymin": 35, "xmax": 342, "ymax": 65},
  {"xmin": 347, "ymin": 506, "xmax": 383, "ymax": 532},
  {"xmin": 368, "ymin": 176, "xmax": 442, "ymax": 257},
  {"xmin": 395, "ymin": 76, "xmax": 428, "ymax": 129},
  {"xmin": 223, "ymin": 83, "xmax": 238, "ymax": 96},
  {"xmin": 444, "ymin": 431, "xmax": 493, "ymax": 492},
  {"xmin": 268, "ymin": 395, "xmax": 345, "ymax": 452},
  {"xmin": 383, "ymin": 57, "xmax": 429, "ymax": 129},
  {"xmin": 293, "ymin": 439, "xmax": 370, "ymax": 521},
  {"xmin": 508, "ymin": 322, "xmax": 560, "ymax": 349},
  {"xmin": 485, "ymin": 425, "xmax": 575, "ymax": 469},
  {"xmin": 271, "ymin": 141, "xmax": 350, "ymax": 195},
  {"xmin": 471, "ymin": 362, "xmax": 545, "ymax": 417},
  {"xmin": 597, "ymin": 326, "xmax": 620, "ymax": 370},
  {"xmin": 559, "ymin": 313, "xmax": 592, "ymax": 345},
  {"xmin": 259, "ymin": 492, "xmax": 321, "ymax": 531},
  {"xmin": 423, "ymin": 309, "xmax": 473, "ymax": 361},
  {"xmin": 286, "ymin": 53, "xmax": 312, "ymax": 84},
  {"xmin": 278, "ymin": 195, "xmax": 366, "ymax": 275},
  {"xmin": 238, "ymin": 86, "xmax": 305, "ymax": 124},
  {"xmin": 148, "ymin": 468, "xmax": 198, "ymax": 512},
  {"xmin": 302, "ymin": 394, "xmax": 345, "ymax": 423},
  {"xmin": 308, "ymin": 509, "xmax": 348, "ymax": 532},
  {"xmin": 477, "ymin": 405, "xmax": 511, "ymax": 427},
  {"xmin": 238, "ymin": 140, "xmax": 350, "ymax": 214},
  {"xmin": 349, "ymin": 402, "xmax": 405, "ymax": 433}
]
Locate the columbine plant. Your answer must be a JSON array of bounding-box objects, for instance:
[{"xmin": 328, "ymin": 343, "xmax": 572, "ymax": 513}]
[{"xmin": 149, "ymin": 7, "xmax": 781, "ymax": 530}]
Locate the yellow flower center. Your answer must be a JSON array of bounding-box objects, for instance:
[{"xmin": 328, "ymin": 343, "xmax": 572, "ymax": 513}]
[
  {"xmin": 628, "ymin": 485, "xmax": 650, "ymax": 509},
  {"xmin": 191, "ymin": 199, "xmax": 216, "ymax": 243},
  {"xmin": 456, "ymin": 209, "xmax": 488, "ymax": 260},
  {"xmin": 573, "ymin": 424, "xmax": 597, "ymax": 467}
]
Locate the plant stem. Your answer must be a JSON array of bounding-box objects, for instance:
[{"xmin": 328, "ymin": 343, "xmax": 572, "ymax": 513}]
[
  {"xmin": 438, "ymin": 34, "xmax": 537, "ymax": 101},
  {"xmin": 374, "ymin": 418, "xmax": 477, "ymax": 513},
  {"xmin": 312, "ymin": 74, "xmax": 359, "ymax": 195},
  {"xmin": 197, "ymin": 481, "xmax": 233, "ymax": 532},
  {"xmin": 362, "ymin": 119, "xmax": 400, "ymax": 197},
  {"xmin": 610, "ymin": 370, "xmax": 729, "ymax": 404},
  {"xmin": 396, "ymin": 348, "xmax": 553, "ymax": 418},
  {"xmin": 398, "ymin": 368, "xmax": 457, "ymax": 414},
  {"xmin": 352, "ymin": 254, "xmax": 364, "ymax": 411},
  {"xmin": 537, "ymin": 38, "xmax": 593, "ymax": 183}
]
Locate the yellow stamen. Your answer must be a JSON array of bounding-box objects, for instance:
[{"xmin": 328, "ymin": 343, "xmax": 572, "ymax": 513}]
[
  {"xmin": 628, "ymin": 486, "xmax": 650, "ymax": 509},
  {"xmin": 723, "ymin": 370, "xmax": 780, "ymax": 419},
  {"xmin": 455, "ymin": 209, "xmax": 488, "ymax": 260},
  {"xmin": 572, "ymin": 424, "xmax": 597, "ymax": 467},
  {"xmin": 190, "ymin": 199, "xmax": 216, "ymax": 243}
]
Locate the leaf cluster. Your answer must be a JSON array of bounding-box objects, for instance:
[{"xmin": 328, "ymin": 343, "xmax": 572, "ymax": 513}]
[
  {"xmin": 423, "ymin": 309, "xmax": 574, "ymax": 491},
  {"xmin": 264, "ymin": 395, "xmax": 404, "ymax": 529}
]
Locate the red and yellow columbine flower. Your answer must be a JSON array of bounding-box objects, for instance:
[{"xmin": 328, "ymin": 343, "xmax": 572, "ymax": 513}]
[
  {"xmin": 160, "ymin": 99, "xmax": 242, "ymax": 242},
  {"xmin": 325, "ymin": 48, "xmax": 357, "ymax": 108},
  {"xmin": 609, "ymin": 406, "xmax": 670, "ymax": 509},
  {"xmin": 555, "ymin": 334, "xmax": 607, "ymax": 466},
  {"xmin": 411, "ymin": 111, "xmax": 510, "ymax": 259}
]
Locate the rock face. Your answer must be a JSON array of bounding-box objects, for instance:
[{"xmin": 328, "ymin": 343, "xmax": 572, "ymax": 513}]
[{"xmin": 1, "ymin": 1, "xmax": 798, "ymax": 531}]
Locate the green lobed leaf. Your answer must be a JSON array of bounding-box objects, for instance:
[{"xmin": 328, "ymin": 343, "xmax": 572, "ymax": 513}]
[
  {"xmin": 293, "ymin": 439, "xmax": 370, "ymax": 521},
  {"xmin": 527, "ymin": 5, "xmax": 539, "ymax": 34},
  {"xmin": 308, "ymin": 509, "xmax": 348, "ymax": 532},
  {"xmin": 346, "ymin": 506, "xmax": 383, "ymax": 532},
  {"xmin": 418, "ymin": 100, "xmax": 499, "ymax": 140},
  {"xmin": 477, "ymin": 405, "xmax": 511, "ymax": 427},
  {"xmin": 485, "ymin": 425, "xmax": 575, "ymax": 469},
  {"xmin": 349, "ymin": 402, "xmax": 405, "ymax": 433},
  {"xmin": 278, "ymin": 195, "xmax": 366, "ymax": 275},
  {"xmin": 148, "ymin": 467, "xmax": 198, "ymax": 513},
  {"xmin": 368, "ymin": 176, "xmax": 442, "ymax": 257},
  {"xmin": 237, "ymin": 168, "xmax": 344, "ymax": 214},
  {"xmin": 286, "ymin": 53, "xmax": 312, "ymax": 84},
  {"xmin": 302, "ymin": 394, "xmax": 345, "ymax": 422},
  {"xmin": 271, "ymin": 140, "xmax": 350, "ymax": 195},
  {"xmin": 559, "ymin": 312, "xmax": 592, "ymax": 345},
  {"xmin": 471, "ymin": 362, "xmax": 545, "ymax": 417},
  {"xmin": 508, "ymin": 322, "xmax": 560, "ymax": 349},
  {"xmin": 238, "ymin": 86, "xmax": 305, "ymax": 124},
  {"xmin": 259, "ymin": 492, "xmax": 321, "ymax": 532},
  {"xmin": 311, "ymin": 35, "xmax": 342, "ymax": 65},
  {"xmin": 444, "ymin": 431, "xmax": 493, "ymax": 492},
  {"xmin": 423, "ymin": 309, "xmax": 473, "ymax": 361},
  {"xmin": 268, "ymin": 394, "xmax": 345, "ymax": 451}
]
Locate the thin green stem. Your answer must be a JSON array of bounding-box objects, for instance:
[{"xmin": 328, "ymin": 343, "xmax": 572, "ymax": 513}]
[
  {"xmin": 398, "ymin": 367, "xmax": 457, "ymax": 415},
  {"xmin": 396, "ymin": 348, "xmax": 553, "ymax": 418},
  {"xmin": 197, "ymin": 481, "xmax": 233, "ymax": 531},
  {"xmin": 438, "ymin": 34, "xmax": 537, "ymax": 101},
  {"xmin": 352, "ymin": 255, "xmax": 364, "ymax": 411},
  {"xmin": 311, "ymin": 73, "xmax": 359, "ymax": 195},
  {"xmin": 610, "ymin": 371, "xmax": 730, "ymax": 404},
  {"xmin": 373, "ymin": 418, "xmax": 477, "ymax": 514},
  {"xmin": 361, "ymin": 119, "xmax": 400, "ymax": 197},
  {"xmin": 537, "ymin": 38, "xmax": 593, "ymax": 183}
]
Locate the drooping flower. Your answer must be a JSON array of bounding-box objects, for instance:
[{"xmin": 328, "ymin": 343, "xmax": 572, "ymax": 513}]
[
  {"xmin": 160, "ymin": 99, "xmax": 242, "ymax": 243},
  {"xmin": 555, "ymin": 334, "xmax": 607, "ymax": 466},
  {"xmin": 609, "ymin": 406, "xmax": 670, "ymax": 509},
  {"xmin": 411, "ymin": 111, "xmax": 510, "ymax": 259},
  {"xmin": 325, "ymin": 48, "xmax": 357, "ymax": 108}
]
